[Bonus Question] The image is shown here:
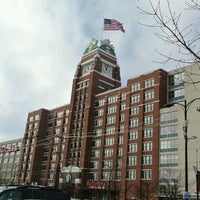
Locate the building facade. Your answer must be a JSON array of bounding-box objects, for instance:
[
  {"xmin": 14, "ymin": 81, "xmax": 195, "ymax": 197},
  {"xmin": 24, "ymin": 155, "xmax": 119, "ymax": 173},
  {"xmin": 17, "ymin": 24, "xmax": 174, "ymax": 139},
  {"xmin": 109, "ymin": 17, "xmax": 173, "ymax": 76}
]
[
  {"xmin": 16, "ymin": 39, "xmax": 200, "ymax": 199},
  {"xmin": 159, "ymin": 63, "xmax": 200, "ymax": 199},
  {"xmin": 0, "ymin": 138, "xmax": 22, "ymax": 185}
]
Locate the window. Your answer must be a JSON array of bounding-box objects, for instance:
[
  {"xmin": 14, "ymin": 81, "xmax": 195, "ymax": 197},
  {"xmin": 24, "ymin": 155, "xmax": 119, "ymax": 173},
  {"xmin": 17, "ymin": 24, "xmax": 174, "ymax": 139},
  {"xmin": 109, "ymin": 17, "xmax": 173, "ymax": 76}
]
[
  {"xmin": 160, "ymin": 140, "xmax": 178, "ymax": 151},
  {"xmin": 94, "ymin": 119, "xmax": 103, "ymax": 127},
  {"xmin": 94, "ymin": 129, "xmax": 102, "ymax": 136},
  {"xmin": 35, "ymin": 114, "xmax": 40, "ymax": 120},
  {"xmin": 56, "ymin": 120, "xmax": 62, "ymax": 126},
  {"xmin": 121, "ymin": 93, "xmax": 126, "ymax": 100},
  {"xmin": 116, "ymin": 159, "xmax": 122, "ymax": 168},
  {"xmin": 104, "ymin": 138, "xmax": 114, "ymax": 146},
  {"xmin": 160, "ymin": 125, "xmax": 178, "ymax": 137},
  {"xmin": 92, "ymin": 140, "xmax": 101, "ymax": 147},
  {"xmin": 159, "ymin": 169, "xmax": 179, "ymax": 182},
  {"xmin": 106, "ymin": 127, "xmax": 115, "ymax": 135},
  {"xmin": 48, "ymin": 114, "xmax": 55, "ymax": 120},
  {"xmin": 117, "ymin": 148, "xmax": 123, "ymax": 156},
  {"xmin": 144, "ymin": 78, "xmax": 154, "ymax": 88},
  {"xmin": 119, "ymin": 125, "xmax": 124, "ymax": 133},
  {"xmin": 144, "ymin": 116, "xmax": 153, "ymax": 125},
  {"xmin": 128, "ymin": 156, "xmax": 137, "ymax": 165},
  {"xmin": 107, "ymin": 106, "xmax": 117, "ymax": 114},
  {"xmin": 90, "ymin": 161, "xmax": 99, "ymax": 169},
  {"xmin": 57, "ymin": 111, "xmax": 63, "ymax": 118},
  {"xmin": 115, "ymin": 172, "xmax": 121, "ymax": 180},
  {"xmin": 108, "ymin": 96, "xmax": 118, "ymax": 104},
  {"xmin": 144, "ymin": 90, "xmax": 154, "ymax": 100},
  {"xmin": 104, "ymin": 149, "xmax": 113, "ymax": 157},
  {"xmin": 118, "ymin": 136, "xmax": 123, "ymax": 144},
  {"xmin": 98, "ymin": 99, "xmax": 105, "ymax": 106},
  {"xmin": 130, "ymin": 107, "xmax": 139, "ymax": 115},
  {"xmin": 51, "ymin": 154, "xmax": 57, "ymax": 161},
  {"xmin": 91, "ymin": 150, "xmax": 100, "ymax": 158},
  {"xmin": 142, "ymin": 155, "xmax": 152, "ymax": 165},
  {"xmin": 143, "ymin": 128, "xmax": 153, "ymax": 138},
  {"xmin": 144, "ymin": 103, "xmax": 154, "ymax": 112},
  {"xmin": 160, "ymin": 111, "xmax": 178, "ymax": 124},
  {"xmin": 130, "ymin": 118, "xmax": 138, "ymax": 127},
  {"xmin": 168, "ymin": 89, "xmax": 185, "ymax": 101},
  {"xmin": 129, "ymin": 131, "xmax": 138, "ymax": 140},
  {"xmin": 55, "ymin": 128, "xmax": 60, "ymax": 135},
  {"xmin": 103, "ymin": 160, "xmax": 112, "ymax": 168},
  {"xmin": 89, "ymin": 172, "xmax": 98, "ymax": 180},
  {"xmin": 9, "ymin": 158, "xmax": 14, "ymax": 163},
  {"xmin": 131, "ymin": 82, "xmax": 140, "ymax": 92},
  {"xmin": 141, "ymin": 169, "xmax": 152, "ymax": 180},
  {"xmin": 160, "ymin": 154, "xmax": 178, "ymax": 165},
  {"xmin": 65, "ymin": 110, "xmax": 69, "ymax": 116},
  {"xmin": 64, "ymin": 118, "xmax": 68, "ymax": 124},
  {"xmin": 43, "ymin": 147, "xmax": 50, "ymax": 153},
  {"xmin": 50, "ymin": 164, "xmax": 55, "ymax": 170},
  {"xmin": 128, "ymin": 143, "xmax": 137, "ymax": 152},
  {"xmin": 34, "ymin": 122, "xmax": 38, "ymax": 128},
  {"xmin": 95, "ymin": 109, "xmax": 104, "ymax": 116},
  {"xmin": 107, "ymin": 116, "xmax": 116, "ymax": 124},
  {"xmin": 28, "ymin": 124, "xmax": 33, "ymax": 130},
  {"xmin": 120, "ymin": 103, "xmax": 126, "ymax": 111},
  {"xmin": 131, "ymin": 95, "xmax": 140, "ymax": 103},
  {"xmin": 168, "ymin": 72, "xmax": 184, "ymax": 87},
  {"xmin": 127, "ymin": 170, "xmax": 136, "ymax": 180},
  {"xmin": 102, "ymin": 172, "xmax": 111, "ymax": 181},
  {"xmin": 143, "ymin": 142, "xmax": 152, "ymax": 151},
  {"xmin": 120, "ymin": 114, "xmax": 125, "ymax": 122},
  {"xmin": 99, "ymin": 80, "xmax": 105, "ymax": 88},
  {"xmin": 54, "ymin": 138, "xmax": 59, "ymax": 144}
]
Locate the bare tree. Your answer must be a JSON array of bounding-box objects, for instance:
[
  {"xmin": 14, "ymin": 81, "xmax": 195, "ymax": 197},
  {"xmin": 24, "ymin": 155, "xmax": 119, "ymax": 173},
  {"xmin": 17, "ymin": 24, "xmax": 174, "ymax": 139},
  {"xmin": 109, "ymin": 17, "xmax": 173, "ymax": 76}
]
[
  {"xmin": 138, "ymin": 0, "xmax": 200, "ymax": 66},
  {"xmin": 158, "ymin": 169, "xmax": 184, "ymax": 200},
  {"xmin": 186, "ymin": 0, "xmax": 200, "ymax": 10},
  {"xmin": 126, "ymin": 180, "xmax": 158, "ymax": 200}
]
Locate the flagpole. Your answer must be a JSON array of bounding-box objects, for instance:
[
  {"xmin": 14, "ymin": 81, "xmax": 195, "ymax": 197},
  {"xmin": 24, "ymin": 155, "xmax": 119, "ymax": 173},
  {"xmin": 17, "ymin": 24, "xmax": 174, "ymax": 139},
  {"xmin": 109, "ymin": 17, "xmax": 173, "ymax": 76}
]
[
  {"xmin": 100, "ymin": 18, "xmax": 104, "ymax": 42},
  {"xmin": 100, "ymin": 29, "xmax": 103, "ymax": 42}
]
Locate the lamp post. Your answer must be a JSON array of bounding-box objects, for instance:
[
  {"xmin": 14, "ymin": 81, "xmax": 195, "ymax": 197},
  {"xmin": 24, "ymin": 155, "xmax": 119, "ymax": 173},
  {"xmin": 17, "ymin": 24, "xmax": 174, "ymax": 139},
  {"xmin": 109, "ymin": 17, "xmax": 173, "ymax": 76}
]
[
  {"xmin": 197, "ymin": 170, "xmax": 200, "ymax": 200},
  {"xmin": 183, "ymin": 99, "xmax": 189, "ymax": 197},
  {"xmin": 54, "ymin": 135, "xmax": 67, "ymax": 189},
  {"xmin": 54, "ymin": 151, "xmax": 61, "ymax": 189},
  {"xmin": 168, "ymin": 98, "xmax": 200, "ymax": 199}
]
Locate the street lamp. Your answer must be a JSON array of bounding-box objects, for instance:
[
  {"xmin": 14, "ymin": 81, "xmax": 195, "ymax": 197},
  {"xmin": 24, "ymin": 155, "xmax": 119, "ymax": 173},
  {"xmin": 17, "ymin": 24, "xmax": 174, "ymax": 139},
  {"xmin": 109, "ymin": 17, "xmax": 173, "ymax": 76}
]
[
  {"xmin": 167, "ymin": 98, "xmax": 200, "ymax": 199},
  {"xmin": 196, "ymin": 171, "xmax": 200, "ymax": 200},
  {"xmin": 53, "ymin": 135, "xmax": 67, "ymax": 189},
  {"xmin": 193, "ymin": 165, "xmax": 200, "ymax": 200},
  {"xmin": 53, "ymin": 151, "xmax": 61, "ymax": 189}
]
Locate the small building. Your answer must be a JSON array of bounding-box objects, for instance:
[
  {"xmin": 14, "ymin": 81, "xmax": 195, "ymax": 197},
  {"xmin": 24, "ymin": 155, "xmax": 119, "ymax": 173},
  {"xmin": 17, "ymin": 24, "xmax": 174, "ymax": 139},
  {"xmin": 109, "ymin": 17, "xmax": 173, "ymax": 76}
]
[{"xmin": 0, "ymin": 138, "xmax": 22, "ymax": 185}]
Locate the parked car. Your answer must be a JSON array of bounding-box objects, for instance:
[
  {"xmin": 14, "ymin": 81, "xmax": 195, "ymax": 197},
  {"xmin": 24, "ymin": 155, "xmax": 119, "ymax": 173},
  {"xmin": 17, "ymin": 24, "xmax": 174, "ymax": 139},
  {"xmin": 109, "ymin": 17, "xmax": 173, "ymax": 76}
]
[{"xmin": 0, "ymin": 185, "xmax": 70, "ymax": 200}]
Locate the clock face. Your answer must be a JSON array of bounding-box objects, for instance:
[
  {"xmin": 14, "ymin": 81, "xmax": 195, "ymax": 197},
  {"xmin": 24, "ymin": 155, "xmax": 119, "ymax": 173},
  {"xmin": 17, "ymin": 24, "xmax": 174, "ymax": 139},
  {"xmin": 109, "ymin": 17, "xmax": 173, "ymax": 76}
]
[
  {"xmin": 82, "ymin": 63, "xmax": 91, "ymax": 75},
  {"xmin": 102, "ymin": 63, "xmax": 112, "ymax": 77}
]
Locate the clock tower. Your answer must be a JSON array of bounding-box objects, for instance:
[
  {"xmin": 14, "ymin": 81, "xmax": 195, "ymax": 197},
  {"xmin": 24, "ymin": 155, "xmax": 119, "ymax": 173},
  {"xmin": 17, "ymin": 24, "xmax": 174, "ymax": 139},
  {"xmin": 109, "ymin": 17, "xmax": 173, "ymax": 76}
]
[{"xmin": 64, "ymin": 38, "xmax": 121, "ymax": 170}]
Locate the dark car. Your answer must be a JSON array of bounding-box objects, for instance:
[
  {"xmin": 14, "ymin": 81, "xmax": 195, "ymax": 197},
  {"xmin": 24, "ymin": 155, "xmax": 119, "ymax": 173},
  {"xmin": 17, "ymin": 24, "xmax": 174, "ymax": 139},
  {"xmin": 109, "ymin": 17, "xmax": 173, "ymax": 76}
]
[
  {"xmin": 0, "ymin": 185, "xmax": 17, "ymax": 193},
  {"xmin": 0, "ymin": 185, "xmax": 70, "ymax": 200}
]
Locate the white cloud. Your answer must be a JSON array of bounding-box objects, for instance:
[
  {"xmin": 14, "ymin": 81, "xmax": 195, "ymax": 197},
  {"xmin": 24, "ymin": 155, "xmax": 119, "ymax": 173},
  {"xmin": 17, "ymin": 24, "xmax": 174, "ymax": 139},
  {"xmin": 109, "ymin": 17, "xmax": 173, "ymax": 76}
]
[{"xmin": 0, "ymin": 0, "xmax": 199, "ymax": 142}]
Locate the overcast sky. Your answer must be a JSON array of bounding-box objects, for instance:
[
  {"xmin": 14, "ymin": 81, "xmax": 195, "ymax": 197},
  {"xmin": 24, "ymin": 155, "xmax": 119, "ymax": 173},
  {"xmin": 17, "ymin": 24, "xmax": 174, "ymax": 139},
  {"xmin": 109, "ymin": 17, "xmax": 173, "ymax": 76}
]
[{"xmin": 0, "ymin": 0, "xmax": 199, "ymax": 142}]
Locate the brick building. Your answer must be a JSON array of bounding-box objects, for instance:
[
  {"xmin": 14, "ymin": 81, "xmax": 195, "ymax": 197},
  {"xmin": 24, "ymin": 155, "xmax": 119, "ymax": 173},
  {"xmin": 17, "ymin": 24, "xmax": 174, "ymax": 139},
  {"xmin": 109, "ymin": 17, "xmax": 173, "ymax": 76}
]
[{"xmin": 17, "ymin": 38, "xmax": 171, "ymax": 200}]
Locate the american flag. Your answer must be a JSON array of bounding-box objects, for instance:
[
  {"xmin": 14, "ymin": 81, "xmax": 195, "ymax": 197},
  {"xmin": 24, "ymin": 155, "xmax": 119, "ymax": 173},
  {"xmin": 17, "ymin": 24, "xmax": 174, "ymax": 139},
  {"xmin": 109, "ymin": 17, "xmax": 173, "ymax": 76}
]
[{"xmin": 103, "ymin": 18, "xmax": 125, "ymax": 33}]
